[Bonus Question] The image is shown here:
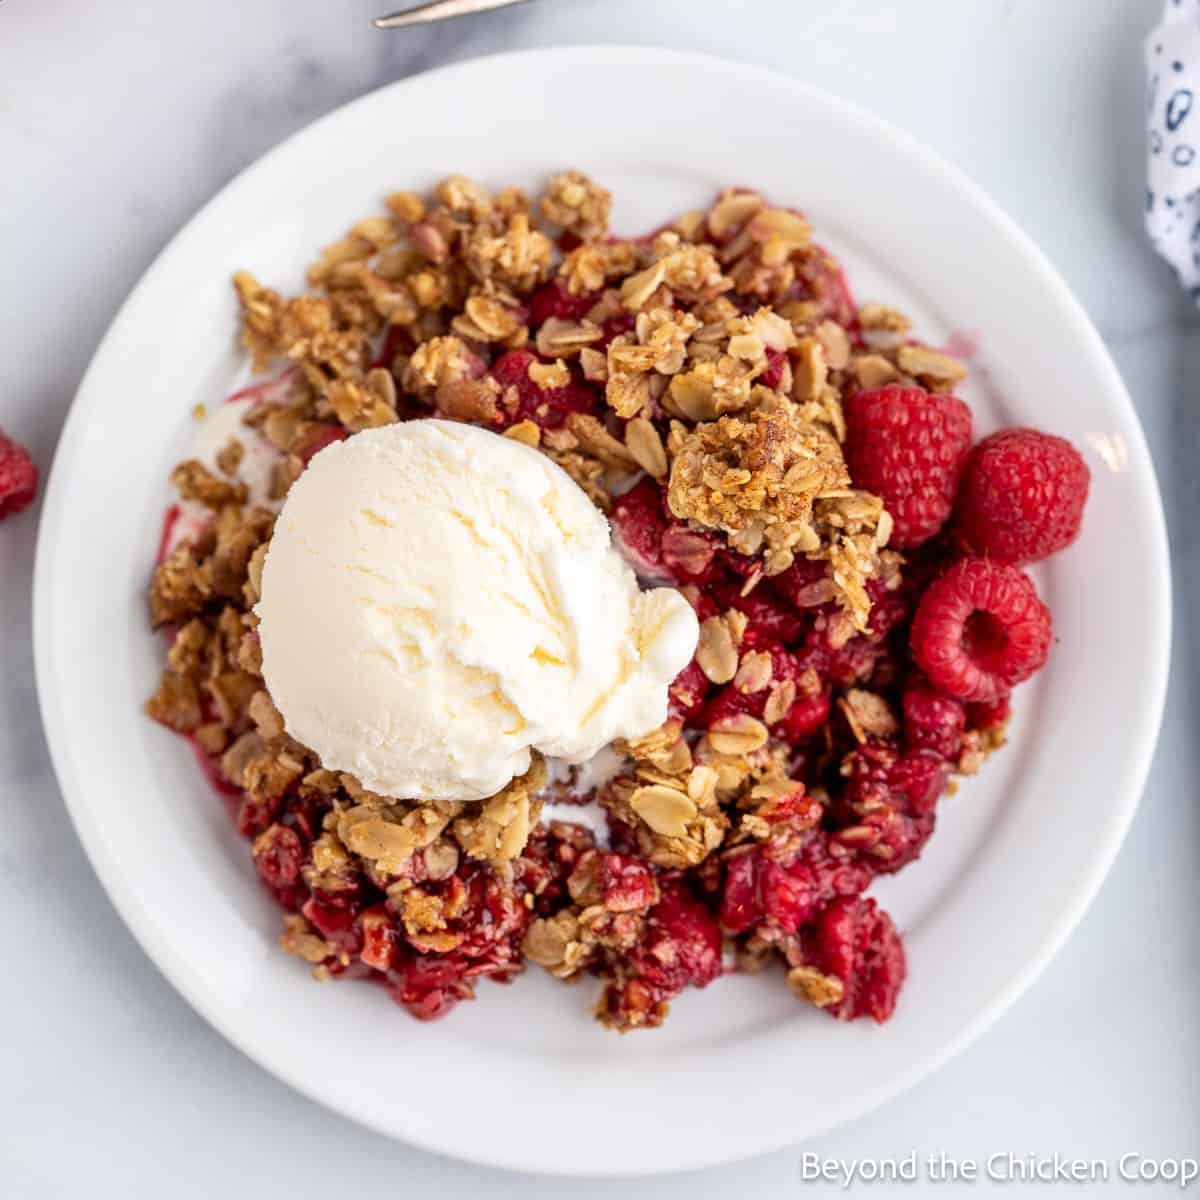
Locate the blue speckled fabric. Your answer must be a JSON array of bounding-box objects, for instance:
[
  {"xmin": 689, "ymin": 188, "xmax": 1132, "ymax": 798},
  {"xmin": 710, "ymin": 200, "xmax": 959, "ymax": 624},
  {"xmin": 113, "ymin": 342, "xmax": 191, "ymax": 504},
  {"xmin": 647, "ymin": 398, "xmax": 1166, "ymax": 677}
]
[{"xmin": 1147, "ymin": 0, "xmax": 1200, "ymax": 297}]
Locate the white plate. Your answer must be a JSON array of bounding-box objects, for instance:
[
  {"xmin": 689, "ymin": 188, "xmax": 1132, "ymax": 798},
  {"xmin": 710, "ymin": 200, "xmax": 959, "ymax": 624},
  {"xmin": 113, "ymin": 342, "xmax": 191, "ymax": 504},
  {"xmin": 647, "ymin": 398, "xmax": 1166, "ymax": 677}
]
[{"xmin": 34, "ymin": 46, "xmax": 1170, "ymax": 1176}]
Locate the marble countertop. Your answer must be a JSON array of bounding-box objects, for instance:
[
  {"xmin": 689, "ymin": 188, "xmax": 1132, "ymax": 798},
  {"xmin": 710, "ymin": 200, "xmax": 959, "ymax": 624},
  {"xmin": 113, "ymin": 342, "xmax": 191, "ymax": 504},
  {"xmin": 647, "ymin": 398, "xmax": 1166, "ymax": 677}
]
[{"xmin": 3, "ymin": 1, "xmax": 1197, "ymax": 1196}]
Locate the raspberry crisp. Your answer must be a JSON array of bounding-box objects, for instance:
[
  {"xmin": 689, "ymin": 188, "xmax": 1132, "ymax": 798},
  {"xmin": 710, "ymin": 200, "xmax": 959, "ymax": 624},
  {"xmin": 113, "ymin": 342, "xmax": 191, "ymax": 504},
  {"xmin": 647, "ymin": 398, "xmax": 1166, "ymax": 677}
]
[{"xmin": 144, "ymin": 173, "xmax": 1089, "ymax": 1032}]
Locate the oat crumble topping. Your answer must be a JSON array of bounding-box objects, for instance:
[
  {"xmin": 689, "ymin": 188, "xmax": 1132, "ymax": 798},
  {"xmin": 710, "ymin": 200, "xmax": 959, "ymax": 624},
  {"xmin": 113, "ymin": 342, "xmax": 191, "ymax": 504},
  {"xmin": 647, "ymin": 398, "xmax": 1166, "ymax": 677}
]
[{"xmin": 144, "ymin": 171, "xmax": 1017, "ymax": 1034}]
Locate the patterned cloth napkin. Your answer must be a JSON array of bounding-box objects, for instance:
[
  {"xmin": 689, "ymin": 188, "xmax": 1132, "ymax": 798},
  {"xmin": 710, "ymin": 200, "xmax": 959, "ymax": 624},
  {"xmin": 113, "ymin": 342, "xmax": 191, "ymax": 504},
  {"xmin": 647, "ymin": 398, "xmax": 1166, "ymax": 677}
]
[{"xmin": 1147, "ymin": 0, "xmax": 1200, "ymax": 297}]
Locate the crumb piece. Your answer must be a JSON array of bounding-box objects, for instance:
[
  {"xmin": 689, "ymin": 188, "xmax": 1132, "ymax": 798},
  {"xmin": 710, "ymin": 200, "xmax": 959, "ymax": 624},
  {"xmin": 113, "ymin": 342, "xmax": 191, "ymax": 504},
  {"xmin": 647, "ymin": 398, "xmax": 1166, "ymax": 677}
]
[{"xmin": 540, "ymin": 170, "xmax": 612, "ymax": 240}]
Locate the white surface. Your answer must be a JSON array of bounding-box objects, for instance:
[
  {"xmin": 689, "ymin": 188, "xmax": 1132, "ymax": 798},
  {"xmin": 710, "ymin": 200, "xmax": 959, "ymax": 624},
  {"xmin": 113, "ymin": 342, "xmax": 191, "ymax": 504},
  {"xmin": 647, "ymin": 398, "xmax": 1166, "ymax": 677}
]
[
  {"xmin": 258, "ymin": 418, "xmax": 697, "ymax": 802},
  {"xmin": 1, "ymin": 1, "xmax": 1196, "ymax": 1196},
  {"xmin": 33, "ymin": 42, "xmax": 1170, "ymax": 1173}
]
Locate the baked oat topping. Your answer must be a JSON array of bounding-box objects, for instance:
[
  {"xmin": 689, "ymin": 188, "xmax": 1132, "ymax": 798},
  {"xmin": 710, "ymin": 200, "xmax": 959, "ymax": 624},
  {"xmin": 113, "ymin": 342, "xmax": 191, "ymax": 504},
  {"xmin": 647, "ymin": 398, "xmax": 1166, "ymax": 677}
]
[
  {"xmin": 145, "ymin": 170, "xmax": 1071, "ymax": 1034},
  {"xmin": 540, "ymin": 169, "xmax": 612, "ymax": 241}
]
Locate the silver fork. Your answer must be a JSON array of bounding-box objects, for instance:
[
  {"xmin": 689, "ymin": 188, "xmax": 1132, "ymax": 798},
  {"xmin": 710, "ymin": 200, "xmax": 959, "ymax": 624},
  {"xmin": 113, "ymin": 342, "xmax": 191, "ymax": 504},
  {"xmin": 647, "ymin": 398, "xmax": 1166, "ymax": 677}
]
[{"xmin": 374, "ymin": 0, "xmax": 531, "ymax": 29}]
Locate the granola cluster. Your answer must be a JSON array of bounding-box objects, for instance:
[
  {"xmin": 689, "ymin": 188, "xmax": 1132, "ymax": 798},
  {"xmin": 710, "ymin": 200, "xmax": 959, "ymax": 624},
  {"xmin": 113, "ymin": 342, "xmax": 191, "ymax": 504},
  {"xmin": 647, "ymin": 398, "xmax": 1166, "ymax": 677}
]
[
  {"xmin": 146, "ymin": 172, "xmax": 1002, "ymax": 1032},
  {"xmin": 226, "ymin": 177, "xmax": 940, "ymax": 624}
]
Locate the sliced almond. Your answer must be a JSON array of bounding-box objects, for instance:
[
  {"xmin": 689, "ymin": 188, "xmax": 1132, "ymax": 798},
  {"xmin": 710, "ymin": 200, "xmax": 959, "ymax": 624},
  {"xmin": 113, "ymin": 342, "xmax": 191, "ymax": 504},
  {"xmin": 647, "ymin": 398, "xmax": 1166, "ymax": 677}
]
[
  {"xmin": 280, "ymin": 916, "xmax": 331, "ymax": 965},
  {"xmin": 839, "ymin": 688, "xmax": 899, "ymax": 744},
  {"xmin": 666, "ymin": 366, "xmax": 719, "ymax": 421},
  {"xmin": 625, "ymin": 416, "xmax": 669, "ymax": 478},
  {"xmin": 875, "ymin": 508, "xmax": 895, "ymax": 548},
  {"xmin": 708, "ymin": 191, "xmax": 766, "ymax": 240},
  {"xmin": 385, "ymin": 191, "xmax": 426, "ymax": 223},
  {"xmin": 633, "ymin": 736, "xmax": 691, "ymax": 775},
  {"xmin": 815, "ymin": 320, "xmax": 851, "ymax": 370},
  {"xmin": 247, "ymin": 689, "xmax": 284, "ymax": 740},
  {"xmin": 733, "ymin": 650, "xmax": 774, "ymax": 695},
  {"xmin": 522, "ymin": 913, "xmax": 581, "ymax": 969},
  {"xmin": 707, "ymin": 713, "xmax": 769, "ymax": 756},
  {"xmin": 851, "ymin": 353, "xmax": 901, "ymax": 389},
  {"xmin": 535, "ymin": 317, "xmax": 602, "ymax": 358},
  {"xmin": 565, "ymin": 412, "xmax": 635, "ymax": 468},
  {"xmin": 630, "ymin": 784, "xmax": 698, "ymax": 838},
  {"xmin": 686, "ymin": 764, "xmax": 720, "ymax": 809},
  {"xmin": 463, "ymin": 293, "xmax": 521, "ymax": 341},
  {"xmin": 673, "ymin": 208, "xmax": 707, "ymax": 240},
  {"xmin": 528, "ymin": 358, "xmax": 571, "ymax": 390},
  {"xmin": 697, "ymin": 615, "xmax": 739, "ymax": 684},
  {"xmin": 502, "ymin": 420, "xmax": 541, "ymax": 447},
  {"xmin": 896, "ymin": 343, "xmax": 967, "ymax": 386},
  {"xmin": 763, "ymin": 679, "xmax": 798, "ymax": 726},
  {"xmin": 339, "ymin": 812, "xmax": 416, "ymax": 868},
  {"xmin": 857, "ymin": 303, "xmax": 912, "ymax": 334},
  {"xmin": 578, "ymin": 346, "xmax": 608, "ymax": 382},
  {"xmin": 619, "ymin": 261, "xmax": 667, "ymax": 311},
  {"xmin": 792, "ymin": 335, "xmax": 828, "ymax": 404}
]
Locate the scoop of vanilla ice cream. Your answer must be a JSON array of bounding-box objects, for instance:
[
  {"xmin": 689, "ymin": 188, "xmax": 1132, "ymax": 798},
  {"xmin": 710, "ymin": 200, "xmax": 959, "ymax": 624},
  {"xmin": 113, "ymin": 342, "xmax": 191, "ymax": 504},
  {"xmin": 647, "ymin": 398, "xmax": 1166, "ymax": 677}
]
[{"xmin": 255, "ymin": 418, "xmax": 699, "ymax": 803}]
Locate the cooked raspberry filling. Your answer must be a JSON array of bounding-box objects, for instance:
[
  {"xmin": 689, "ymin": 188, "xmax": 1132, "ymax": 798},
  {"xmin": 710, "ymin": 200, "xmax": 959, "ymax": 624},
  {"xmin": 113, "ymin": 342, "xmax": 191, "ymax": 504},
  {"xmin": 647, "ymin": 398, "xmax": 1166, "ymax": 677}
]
[{"xmin": 145, "ymin": 173, "xmax": 1086, "ymax": 1031}]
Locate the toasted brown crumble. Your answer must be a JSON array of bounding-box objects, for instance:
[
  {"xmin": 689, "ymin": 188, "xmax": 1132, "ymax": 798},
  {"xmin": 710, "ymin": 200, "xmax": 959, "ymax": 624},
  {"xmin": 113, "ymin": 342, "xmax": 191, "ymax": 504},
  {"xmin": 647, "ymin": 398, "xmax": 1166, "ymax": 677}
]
[{"xmin": 145, "ymin": 170, "xmax": 999, "ymax": 1033}]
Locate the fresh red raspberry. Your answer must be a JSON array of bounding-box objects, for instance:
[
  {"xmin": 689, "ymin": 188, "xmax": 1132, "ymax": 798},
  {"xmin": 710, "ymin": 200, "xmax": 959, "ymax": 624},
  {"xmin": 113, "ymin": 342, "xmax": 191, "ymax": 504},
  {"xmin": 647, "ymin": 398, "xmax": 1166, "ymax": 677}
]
[
  {"xmin": 843, "ymin": 385, "xmax": 972, "ymax": 548},
  {"xmin": 967, "ymin": 692, "xmax": 1011, "ymax": 731},
  {"xmin": 955, "ymin": 427, "xmax": 1090, "ymax": 564},
  {"xmin": 489, "ymin": 349, "xmax": 599, "ymax": 430},
  {"xmin": 0, "ymin": 432, "xmax": 38, "ymax": 519},
  {"xmin": 910, "ymin": 558, "xmax": 1052, "ymax": 703},
  {"xmin": 902, "ymin": 676, "xmax": 966, "ymax": 760},
  {"xmin": 800, "ymin": 896, "xmax": 906, "ymax": 1022}
]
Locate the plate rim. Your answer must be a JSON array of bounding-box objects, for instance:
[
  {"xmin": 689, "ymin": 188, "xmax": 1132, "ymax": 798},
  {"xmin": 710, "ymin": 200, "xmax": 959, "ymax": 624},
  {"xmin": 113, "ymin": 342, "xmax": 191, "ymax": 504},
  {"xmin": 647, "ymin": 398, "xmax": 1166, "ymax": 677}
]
[{"xmin": 33, "ymin": 44, "xmax": 1172, "ymax": 1176}]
